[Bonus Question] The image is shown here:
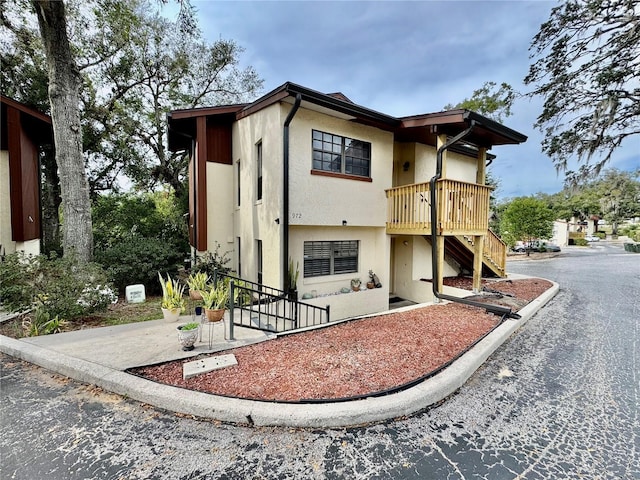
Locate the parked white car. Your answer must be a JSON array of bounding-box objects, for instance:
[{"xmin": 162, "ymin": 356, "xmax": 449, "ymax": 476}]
[{"xmin": 585, "ymin": 235, "xmax": 600, "ymax": 242}]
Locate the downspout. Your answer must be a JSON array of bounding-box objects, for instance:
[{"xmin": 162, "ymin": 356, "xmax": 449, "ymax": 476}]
[
  {"xmin": 283, "ymin": 94, "xmax": 302, "ymax": 290},
  {"xmin": 429, "ymin": 120, "xmax": 519, "ymax": 319}
]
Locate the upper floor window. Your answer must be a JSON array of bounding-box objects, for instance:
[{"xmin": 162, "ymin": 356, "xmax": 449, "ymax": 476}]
[
  {"xmin": 256, "ymin": 140, "xmax": 263, "ymax": 201},
  {"xmin": 236, "ymin": 160, "xmax": 241, "ymax": 206},
  {"xmin": 303, "ymin": 240, "xmax": 359, "ymax": 278},
  {"xmin": 312, "ymin": 130, "xmax": 371, "ymax": 178}
]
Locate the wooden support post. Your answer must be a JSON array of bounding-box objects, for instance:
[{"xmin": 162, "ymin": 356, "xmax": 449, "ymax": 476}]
[
  {"xmin": 477, "ymin": 147, "xmax": 487, "ymax": 185},
  {"xmin": 472, "ymin": 234, "xmax": 484, "ymax": 293},
  {"xmin": 437, "ymin": 134, "xmax": 448, "ymax": 178}
]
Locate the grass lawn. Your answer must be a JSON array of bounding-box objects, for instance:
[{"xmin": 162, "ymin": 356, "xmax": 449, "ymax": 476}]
[{"xmin": 0, "ymin": 296, "xmax": 166, "ymax": 339}]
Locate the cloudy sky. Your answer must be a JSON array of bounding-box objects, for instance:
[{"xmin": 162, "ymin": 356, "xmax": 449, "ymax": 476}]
[{"xmin": 181, "ymin": 0, "xmax": 639, "ymax": 199}]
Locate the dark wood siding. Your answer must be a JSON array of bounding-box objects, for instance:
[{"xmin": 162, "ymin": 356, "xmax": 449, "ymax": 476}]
[
  {"xmin": 7, "ymin": 105, "xmax": 41, "ymax": 242},
  {"xmin": 206, "ymin": 120, "xmax": 232, "ymax": 164}
]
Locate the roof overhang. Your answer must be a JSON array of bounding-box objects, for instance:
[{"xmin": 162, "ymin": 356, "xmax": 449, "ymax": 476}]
[
  {"xmin": 167, "ymin": 83, "xmax": 527, "ymax": 153},
  {"xmin": 397, "ymin": 109, "xmax": 527, "ymax": 148}
]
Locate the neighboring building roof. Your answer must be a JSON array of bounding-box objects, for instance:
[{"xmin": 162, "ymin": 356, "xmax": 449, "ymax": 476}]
[
  {"xmin": 168, "ymin": 81, "xmax": 527, "ymax": 152},
  {"xmin": 1, "ymin": 95, "xmax": 53, "ymax": 148}
]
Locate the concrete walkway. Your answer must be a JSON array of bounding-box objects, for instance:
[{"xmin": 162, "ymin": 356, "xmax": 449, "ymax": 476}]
[{"xmin": 0, "ymin": 276, "xmax": 558, "ymax": 428}]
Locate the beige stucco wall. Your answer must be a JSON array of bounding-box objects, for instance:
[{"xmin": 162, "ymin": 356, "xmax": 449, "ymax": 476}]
[
  {"xmin": 290, "ymin": 225, "xmax": 388, "ymax": 294},
  {"xmin": 230, "ymin": 102, "xmax": 284, "ymax": 287},
  {"xmin": 288, "ymin": 106, "xmax": 394, "ymax": 227},
  {"xmin": 0, "ymin": 151, "xmax": 40, "ymax": 256},
  {"xmin": 390, "ymin": 235, "xmax": 458, "ymax": 304},
  {"xmin": 289, "ymin": 225, "xmax": 389, "ymax": 321},
  {"xmin": 413, "ymin": 143, "xmax": 478, "ymax": 184},
  {"xmin": 392, "ymin": 142, "xmax": 416, "ymax": 187},
  {"xmin": 205, "ymin": 161, "xmax": 235, "ymax": 255}
]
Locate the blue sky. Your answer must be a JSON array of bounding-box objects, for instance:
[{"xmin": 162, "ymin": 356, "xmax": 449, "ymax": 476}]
[{"xmin": 182, "ymin": 0, "xmax": 639, "ymax": 199}]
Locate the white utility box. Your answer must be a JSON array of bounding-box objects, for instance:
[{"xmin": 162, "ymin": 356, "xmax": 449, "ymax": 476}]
[{"xmin": 125, "ymin": 284, "xmax": 146, "ymax": 303}]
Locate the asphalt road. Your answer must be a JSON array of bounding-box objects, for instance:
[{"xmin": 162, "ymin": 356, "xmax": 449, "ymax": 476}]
[{"xmin": 1, "ymin": 242, "xmax": 638, "ymax": 479}]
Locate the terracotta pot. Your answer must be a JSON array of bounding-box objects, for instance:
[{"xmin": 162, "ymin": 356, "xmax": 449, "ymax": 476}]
[
  {"xmin": 366, "ymin": 282, "xmax": 375, "ymax": 289},
  {"xmin": 161, "ymin": 307, "xmax": 181, "ymax": 323},
  {"xmin": 351, "ymin": 286, "xmax": 360, "ymax": 292},
  {"xmin": 189, "ymin": 290, "xmax": 203, "ymax": 300},
  {"xmin": 204, "ymin": 308, "xmax": 225, "ymax": 322}
]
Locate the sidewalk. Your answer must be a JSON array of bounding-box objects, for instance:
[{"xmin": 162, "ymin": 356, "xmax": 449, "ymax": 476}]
[{"xmin": 0, "ymin": 276, "xmax": 559, "ymax": 428}]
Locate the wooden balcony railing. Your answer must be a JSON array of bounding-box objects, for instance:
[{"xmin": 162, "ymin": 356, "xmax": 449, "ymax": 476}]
[{"xmin": 385, "ymin": 179, "xmax": 492, "ymax": 236}]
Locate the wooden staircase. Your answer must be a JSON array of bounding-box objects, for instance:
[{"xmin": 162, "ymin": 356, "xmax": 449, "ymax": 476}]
[{"xmin": 424, "ymin": 229, "xmax": 507, "ymax": 278}]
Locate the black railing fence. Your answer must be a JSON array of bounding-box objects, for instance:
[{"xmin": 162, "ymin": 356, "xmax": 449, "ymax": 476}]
[{"xmin": 213, "ymin": 270, "xmax": 330, "ymax": 337}]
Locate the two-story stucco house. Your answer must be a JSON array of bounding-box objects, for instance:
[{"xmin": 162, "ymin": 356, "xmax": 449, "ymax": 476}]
[
  {"xmin": 168, "ymin": 82, "xmax": 526, "ymax": 322},
  {"xmin": 1, "ymin": 96, "xmax": 53, "ymax": 256}
]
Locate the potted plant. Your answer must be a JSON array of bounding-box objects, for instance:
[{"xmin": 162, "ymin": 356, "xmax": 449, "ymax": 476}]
[
  {"xmin": 201, "ymin": 280, "xmax": 230, "ymax": 322},
  {"xmin": 177, "ymin": 322, "xmax": 200, "ymax": 351},
  {"xmin": 158, "ymin": 273, "xmax": 185, "ymax": 322},
  {"xmin": 186, "ymin": 271, "xmax": 209, "ymax": 300},
  {"xmin": 287, "ymin": 258, "xmax": 299, "ymax": 301},
  {"xmin": 351, "ymin": 278, "xmax": 361, "ymax": 292}
]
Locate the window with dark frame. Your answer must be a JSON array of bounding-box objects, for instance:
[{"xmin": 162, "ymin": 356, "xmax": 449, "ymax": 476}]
[
  {"xmin": 303, "ymin": 240, "xmax": 359, "ymax": 278},
  {"xmin": 236, "ymin": 160, "xmax": 241, "ymax": 206},
  {"xmin": 256, "ymin": 141, "xmax": 263, "ymax": 200},
  {"xmin": 237, "ymin": 237, "xmax": 241, "ymax": 277},
  {"xmin": 312, "ymin": 130, "xmax": 371, "ymax": 178},
  {"xmin": 256, "ymin": 239, "xmax": 263, "ymax": 286}
]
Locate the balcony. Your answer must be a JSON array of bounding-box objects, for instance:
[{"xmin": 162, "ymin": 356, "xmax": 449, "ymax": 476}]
[{"xmin": 385, "ymin": 179, "xmax": 492, "ymax": 236}]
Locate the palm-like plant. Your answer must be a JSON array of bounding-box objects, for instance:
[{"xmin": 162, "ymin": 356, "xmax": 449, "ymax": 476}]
[{"xmin": 158, "ymin": 273, "xmax": 185, "ymax": 311}]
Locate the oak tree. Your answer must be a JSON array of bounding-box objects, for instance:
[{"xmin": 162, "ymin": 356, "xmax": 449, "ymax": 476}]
[{"xmin": 525, "ymin": 0, "xmax": 640, "ymax": 184}]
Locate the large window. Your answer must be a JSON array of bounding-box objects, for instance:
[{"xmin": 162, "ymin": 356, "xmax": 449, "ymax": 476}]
[
  {"xmin": 304, "ymin": 240, "xmax": 359, "ymax": 278},
  {"xmin": 312, "ymin": 130, "xmax": 371, "ymax": 178},
  {"xmin": 256, "ymin": 141, "xmax": 263, "ymax": 201}
]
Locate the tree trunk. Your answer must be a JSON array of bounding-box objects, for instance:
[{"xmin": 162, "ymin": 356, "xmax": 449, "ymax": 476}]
[
  {"xmin": 40, "ymin": 145, "xmax": 62, "ymax": 255},
  {"xmin": 32, "ymin": 0, "xmax": 93, "ymax": 263}
]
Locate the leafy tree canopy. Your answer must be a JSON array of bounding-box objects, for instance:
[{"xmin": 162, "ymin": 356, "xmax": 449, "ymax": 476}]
[
  {"xmin": 1, "ymin": 0, "xmax": 263, "ymax": 197},
  {"xmin": 525, "ymin": 0, "xmax": 640, "ymax": 185},
  {"xmin": 444, "ymin": 81, "xmax": 516, "ymax": 123},
  {"xmin": 539, "ymin": 168, "xmax": 639, "ymax": 230},
  {"xmin": 501, "ymin": 197, "xmax": 555, "ymax": 246}
]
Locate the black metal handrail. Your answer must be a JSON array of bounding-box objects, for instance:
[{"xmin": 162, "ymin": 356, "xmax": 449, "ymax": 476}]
[{"xmin": 213, "ymin": 270, "xmax": 330, "ymax": 335}]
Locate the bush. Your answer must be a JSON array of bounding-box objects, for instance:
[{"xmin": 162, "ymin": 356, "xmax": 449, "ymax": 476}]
[
  {"xmin": 95, "ymin": 236, "xmax": 186, "ymax": 295},
  {"xmin": 0, "ymin": 252, "xmax": 115, "ymax": 323},
  {"xmin": 93, "ymin": 192, "xmax": 189, "ymax": 253},
  {"xmin": 621, "ymin": 224, "xmax": 640, "ymax": 242},
  {"xmin": 574, "ymin": 238, "xmax": 589, "ymax": 247},
  {"xmin": 191, "ymin": 242, "xmax": 233, "ymax": 280},
  {"xmin": 92, "ymin": 191, "xmax": 190, "ymax": 295}
]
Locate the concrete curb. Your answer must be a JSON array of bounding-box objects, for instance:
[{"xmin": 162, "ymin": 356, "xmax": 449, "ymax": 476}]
[{"xmin": 0, "ymin": 280, "xmax": 559, "ymax": 428}]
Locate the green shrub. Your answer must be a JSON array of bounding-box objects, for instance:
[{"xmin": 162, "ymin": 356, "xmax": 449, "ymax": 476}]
[
  {"xmin": 574, "ymin": 238, "xmax": 589, "ymax": 247},
  {"xmin": 621, "ymin": 224, "xmax": 640, "ymax": 242},
  {"xmin": 23, "ymin": 306, "xmax": 68, "ymax": 337},
  {"xmin": 0, "ymin": 252, "xmax": 37, "ymax": 312},
  {"xmin": 95, "ymin": 236, "xmax": 186, "ymax": 295},
  {"xmin": 191, "ymin": 242, "xmax": 233, "ymax": 280},
  {"xmin": 594, "ymin": 232, "xmax": 606, "ymax": 240},
  {"xmin": 93, "ymin": 192, "xmax": 189, "ymax": 253},
  {"xmin": 0, "ymin": 252, "xmax": 115, "ymax": 322},
  {"xmin": 92, "ymin": 192, "xmax": 190, "ymax": 295}
]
